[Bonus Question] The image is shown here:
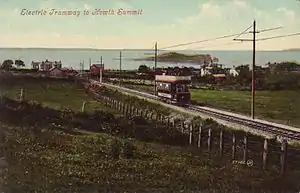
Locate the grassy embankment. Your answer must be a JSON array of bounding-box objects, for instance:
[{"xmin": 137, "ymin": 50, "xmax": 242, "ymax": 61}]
[
  {"xmin": 190, "ymin": 89, "xmax": 300, "ymax": 127},
  {"xmin": 0, "ymin": 77, "xmax": 300, "ymax": 192},
  {"xmin": 116, "ymin": 82, "xmax": 300, "ymax": 127},
  {"xmin": 0, "ymin": 77, "xmax": 117, "ymax": 114}
]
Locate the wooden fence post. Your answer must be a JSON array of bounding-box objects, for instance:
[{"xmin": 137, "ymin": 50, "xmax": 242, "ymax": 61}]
[
  {"xmin": 280, "ymin": 139, "xmax": 287, "ymax": 176},
  {"xmin": 118, "ymin": 101, "xmax": 121, "ymax": 110},
  {"xmin": 123, "ymin": 103, "xmax": 126, "ymax": 114},
  {"xmin": 19, "ymin": 88, "xmax": 24, "ymax": 102},
  {"xmin": 124, "ymin": 104, "xmax": 128, "ymax": 116},
  {"xmin": 189, "ymin": 124, "xmax": 193, "ymax": 145},
  {"xmin": 197, "ymin": 125, "xmax": 202, "ymax": 148},
  {"xmin": 140, "ymin": 109, "xmax": 143, "ymax": 116},
  {"xmin": 81, "ymin": 101, "xmax": 87, "ymax": 112},
  {"xmin": 136, "ymin": 108, "xmax": 139, "ymax": 116},
  {"xmin": 208, "ymin": 128, "xmax": 212, "ymax": 152},
  {"xmin": 219, "ymin": 130, "xmax": 224, "ymax": 157},
  {"xmin": 150, "ymin": 112, "xmax": 154, "ymax": 120},
  {"xmin": 243, "ymin": 135, "xmax": 248, "ymax": 163},
  {"xmin": 232, "ymin": 133, "xmax": 236, "ymax": 160},
  {"xmin": 262, "ymin": 138, "xmax": 268, "ymax": 170},
  {"xmin": 131, "ymin": 106, "xmax": 134, "ymax": 117}
]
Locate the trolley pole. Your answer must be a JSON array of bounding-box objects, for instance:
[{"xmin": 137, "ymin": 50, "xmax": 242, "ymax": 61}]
[
  {"xmin": 154, "ymin": 42, "xmax": 158, "ymax": 95},
  {"xmin": 234, "ymin": 20, "xmax": 258, "ymax": 119}
]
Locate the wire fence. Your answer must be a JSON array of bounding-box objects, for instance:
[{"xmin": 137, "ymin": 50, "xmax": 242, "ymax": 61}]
[{"xmin": 84, "ymin": 79, "xmax": 300, "ymax": 177}]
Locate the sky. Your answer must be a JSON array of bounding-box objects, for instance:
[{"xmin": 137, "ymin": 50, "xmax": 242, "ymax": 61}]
[{"xmin": 0, "ymin": 0, "xmax": 300, "ymax": 50}]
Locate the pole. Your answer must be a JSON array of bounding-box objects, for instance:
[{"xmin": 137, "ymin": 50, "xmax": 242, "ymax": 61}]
[
  {"xmin": 89, "ymin": 58, "xmax": 91, "ymax": 79},
  {"xmin": 251, "ymin": 20, "xmax": 256, "ymax": 119},
  {"xmin": 119, "ymin": 51, "xmax": 122, "ymax": 85},
  {"xmin": 82, "ymin": 60, "xmax": 84, "ymax": 72},
  {"xmin": 100, "ymin": 67, "xmax": 102, "ymax": 83},
  {"xmin": 154, "ymin": 42, "xmax": 157, "ymax": 95},
  {"xmin": 100, "ymin": 56, "xmax": 103, "ymax": 83}
]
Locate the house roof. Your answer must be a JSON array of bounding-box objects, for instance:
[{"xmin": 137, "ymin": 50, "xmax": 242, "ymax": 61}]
[
  {"xmin": 49, "ymin": 67, "xmax": 62, "ymax": 71},
  {"xmin": 213, "ymin": 74, "xmax": 226, "ymax": 78},
  {"xmin": 61, "ymin": 68, "xmax": 78, "ymax": 73},
  {"xmin": 91, "ymin": 64, "xmax": 104, "ymax": 68}
]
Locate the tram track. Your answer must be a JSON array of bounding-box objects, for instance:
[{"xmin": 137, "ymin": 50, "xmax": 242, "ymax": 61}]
[{"xmin": 90, "ymin": 80, "xmax": 300, "ymax": 140}]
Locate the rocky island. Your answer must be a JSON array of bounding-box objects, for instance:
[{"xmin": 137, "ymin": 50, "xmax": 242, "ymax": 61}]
[{"xmin": 134, "ymin": 52, "xmax": 215, "ymax": 64}]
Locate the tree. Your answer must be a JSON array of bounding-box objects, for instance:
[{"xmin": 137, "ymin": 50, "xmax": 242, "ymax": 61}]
[
  {"xmin": 212, "ymin": 57, "xmax": 219, "ymax": 64},
  {"xmin": 15, "ymin": 60, "xmax": 25, "ymax": 68},
  {"xmin": 0, "ymin": 60, "xmax": 14, "ymax": 71},
  {"xmin": 138, "ymin": 64, "xmax": 150, "ymax": 74},
  {"xmin": 235, "ymin": 65, "xmax": 252, "ymax": 87}
]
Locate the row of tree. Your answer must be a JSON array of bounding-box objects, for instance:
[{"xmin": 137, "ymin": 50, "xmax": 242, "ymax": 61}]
[
  {"xmin": 218, "ymin": 62, "xmax": 300, "ymax": 90},
  {"xmin": 0, "ymin": 59, "xmax": 25, "ymax": 70},
  {"xmin": 136, "ymin": 62, "xmax": 300, "ymax": 91}
]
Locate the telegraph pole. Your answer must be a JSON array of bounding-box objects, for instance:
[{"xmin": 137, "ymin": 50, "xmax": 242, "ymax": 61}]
[
  {"xmin": 99, "ymin": 56, "xmax": 103, "ymax": 83},
  {"xmin": 234, "ymin": 20, "xmax": 259, "ymax": 119},
  {"xmin": 119, "ymin": 51, "xmax": 122, "ymax": 85},
  {"xmin": 89, "ymin": 58, "xmax": 91, "ymax": 79},
  {"xmin": 251, "ymin": 20, "xmax": 256, "ymax": 120},
  {"xmin": 154, "ymin": 42, "xmax": 158, "ymax": 95}
]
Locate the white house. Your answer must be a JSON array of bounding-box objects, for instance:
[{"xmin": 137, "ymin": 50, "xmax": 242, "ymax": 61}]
[
  {"xmin": 229, "ymin": 66, "xmax": 239, "ymax": 76},
  {"xmin": 200, "ymin": 66, "xmax": 213, "ymax": 76}
]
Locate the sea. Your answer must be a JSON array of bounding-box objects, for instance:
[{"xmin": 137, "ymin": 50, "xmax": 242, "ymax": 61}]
[{"xmin": 0, "ymin": 48, "xmax": 300, "ymax": 70}]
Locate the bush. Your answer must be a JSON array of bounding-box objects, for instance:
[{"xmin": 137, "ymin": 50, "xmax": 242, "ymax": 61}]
[
  {"xmin": 109, "ymin": 139, "xmax": 122, "ymax": 159},
  {"xmin": 122, "ymin": 139, "xmax": 135, "ymax": 159}
]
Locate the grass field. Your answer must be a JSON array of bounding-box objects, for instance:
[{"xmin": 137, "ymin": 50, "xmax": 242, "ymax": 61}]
[
  {"xmin": 0, "ymin": 77, "xmax": 300, "ymax": 191},
  {"xmin": 191, "ymin": 89, "xmax": 300, "ymax": 127},
  {"xmin": 0, "ymin": 78, "xmax": 117, "ymax": 114},
  {"xmin": 117, "ymin": 83, "xmax": 300, "ymax": 127},
  {"xmin": 2, "ymin": 124, "xmax": 297, "ymax": 192}
]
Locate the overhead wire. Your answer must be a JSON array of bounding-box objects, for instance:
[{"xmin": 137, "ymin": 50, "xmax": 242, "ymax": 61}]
[
  {"xmin": 160, "ymin": 33, "xmax": 243, "ymax": 50},
  {"xmin": 234, "ymin": 24, "xmax": 253, "ymax": 39},
  {"xmin": 182, "ymin": 41, "xmax": 246, "ymax": 51},
  {"xmin": 256, "ymin": 32, "xmax": 300, "ymax": 41},
  {"xmin": 159, "ymin": 24, "xmax": 299, "ymax": 50}
]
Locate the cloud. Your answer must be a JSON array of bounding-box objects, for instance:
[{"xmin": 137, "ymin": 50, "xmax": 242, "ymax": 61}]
[
  {"xmin": 277, "ymin": 7, "xmax": 296, "ymax": 21},
  {"xmin": 167, "ymin": 1, "xmax": 300, "ymax": 50},
  {"xmin": 0, "ymin": 0, "xmax": 299, "ymax": 50},
  {"xmin": 232, "ymin": 0, "xmax": 248, "ymax": 8},
  {"xmin": 199, "ymin": 2, "xmax": 222, "ymax": 18}
]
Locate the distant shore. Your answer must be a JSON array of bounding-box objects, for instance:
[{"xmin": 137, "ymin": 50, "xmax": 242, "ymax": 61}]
[{"xmin": 134, "ymin": 52, "xmax": 213, "ymax": 64}]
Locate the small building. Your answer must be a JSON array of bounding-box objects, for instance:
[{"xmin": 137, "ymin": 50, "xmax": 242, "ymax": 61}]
[
  {"xmin": 31, "ymin": 62, "xmax": 40, "ymax": 70},
  {"xmin": 90, "ymin": 64, "xmax": 104, "ymax": 75},
  {"xmin": 31, "ymin": 60, "xmax": 62, "ymax": 71},
  {"xmin": 213, "ymin": 74, "xmax": 226, "ymax": 83},
  {"xmin": 62, "ymin": 68, "xmax": 78, "ymax": 76},
  {"xmin": 229, "ymin": 68, "xmax": 239, "ymax": 76},
  {"xmin": 49, "ymin": 67, "xmax": 64, "ymax": 77},
  {"xmin": 200, "ymin": 67, "xmax": 213, "ymax": 76}
]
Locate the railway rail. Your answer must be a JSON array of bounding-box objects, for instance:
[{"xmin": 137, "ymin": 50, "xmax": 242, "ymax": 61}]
[{"xmin": 89, "ymin": 80, "xmax": 300, "ymax": 141}]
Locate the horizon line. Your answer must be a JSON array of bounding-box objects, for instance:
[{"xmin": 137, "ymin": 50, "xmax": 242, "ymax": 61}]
[{"xmin": 0, "ymin": 47, "xmax": 295, "ymax": 52}]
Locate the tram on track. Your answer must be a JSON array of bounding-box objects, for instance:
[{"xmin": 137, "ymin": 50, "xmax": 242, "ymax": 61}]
[{"xmin": 155, "ymin": 74, "xmax": 191, "ymax": 106}]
